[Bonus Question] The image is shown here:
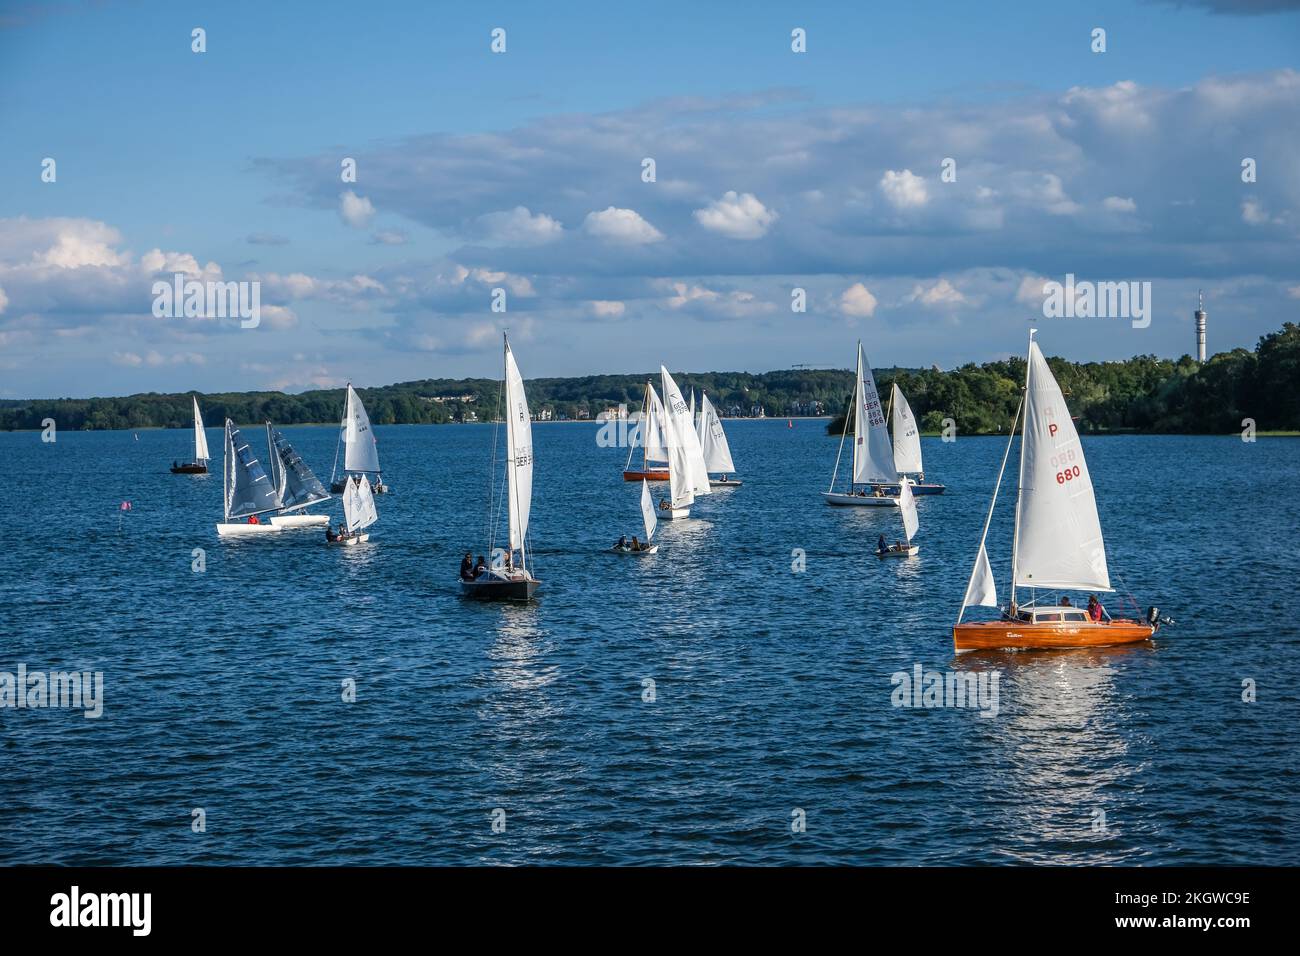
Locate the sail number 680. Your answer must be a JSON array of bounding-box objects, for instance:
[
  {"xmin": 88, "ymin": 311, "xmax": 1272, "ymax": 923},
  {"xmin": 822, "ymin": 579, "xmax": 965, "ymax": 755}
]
[{"xmin": 1056, "ymin": 465, "xmax": 1081, "ymax": 484}]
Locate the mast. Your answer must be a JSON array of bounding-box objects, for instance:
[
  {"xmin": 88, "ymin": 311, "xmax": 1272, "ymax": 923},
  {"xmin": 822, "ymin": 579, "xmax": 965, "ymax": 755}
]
[
  {"xmin": 330, "ymin": 383, "xmax": 347, "ymax": 484},
  {"xmin": 826, "ymin": 344, "xmax": 856, "ymax": 493},
  {"xmin": 1009, "ymin": 328, "xmax": 1036, "ymax": 611}
]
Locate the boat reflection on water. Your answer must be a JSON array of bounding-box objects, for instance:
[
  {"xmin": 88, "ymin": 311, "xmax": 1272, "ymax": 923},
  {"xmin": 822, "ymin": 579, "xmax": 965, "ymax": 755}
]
[{"xmin": 950, "ymin": 644, "xmax": 1153, "ymax": 864}]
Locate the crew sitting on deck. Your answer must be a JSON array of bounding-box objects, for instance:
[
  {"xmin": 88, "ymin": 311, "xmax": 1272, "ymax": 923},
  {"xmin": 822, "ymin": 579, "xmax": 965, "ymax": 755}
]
[
  {"xmin": 326, "ymin": 525, "xmax": 338, "ymax": 542},
  {"xmin": 630, "ymin": 536, "xmax": 642, "ymax": 551},
  {"xmin": 460, "ymin": 552, "xmax": 474, "ymax": 580},
  {"xmin": 877, "ymin": 534, "xmax": 888, "ymax": 555},
  {"xmin": 1088, "ymin": 595, "xmax": 1105, "ymax": 621},
  {"xmin": 616, "ymin": 535, "xmax": 627, "ymax": 551},
  {"xmin": 1061, "ymin": 596, "xmax": 1072, "ymax": 607},
  {"xmin": 248, "ymin": 514, "xmax": 260, "ymax": 525},
  {"xmin": 473, "ymin": 555, "xmax": 488, "ymax": 578}
]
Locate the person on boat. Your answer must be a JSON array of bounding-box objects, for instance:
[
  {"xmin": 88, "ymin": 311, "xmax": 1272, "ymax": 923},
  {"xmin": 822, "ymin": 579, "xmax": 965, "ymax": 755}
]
[
  {"xmin": 877, "ymin": 534, "xmax": 888, "ymax": 555},
  {"xmin": 248, "ymin": 514, "xmax": 260, "ymax": 525},
  {"xmin": 1088, "ymin": 595, "xmax": 1105, "ymax": 622},
  {"xmin": 1061, "ymin": 596, "xmax": 1072, "ymax": 607},
  {"xmin": 616, "ymin": 535, "xmax": 627, "ymax": 551},
  {"xmin": 918, "ymin": 472, "xmax": 925, "ymax": 483},
  {"xmin": 460, "ymin": 552, "xmax": 474, "ymax": 580},
  {"xmin": 473, "ymin": 555, "xmax": 488, "ymax": 578},
  {"xmin": 630, "ymin": 535, "xmax": 641, "ymax": 551},
  {"xmin": 326, "ymin": 525, "xmax": 338, "ymax": 543}
]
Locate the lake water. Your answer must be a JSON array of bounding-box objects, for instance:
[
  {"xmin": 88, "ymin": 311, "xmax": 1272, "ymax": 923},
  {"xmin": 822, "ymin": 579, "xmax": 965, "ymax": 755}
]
[{"xmin": 1, "ymin": 422, "xmax": 1296, "ymax": 865}]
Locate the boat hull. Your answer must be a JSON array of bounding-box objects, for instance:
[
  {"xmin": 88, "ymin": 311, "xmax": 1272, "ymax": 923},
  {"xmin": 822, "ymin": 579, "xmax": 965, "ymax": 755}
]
[
  {"xmin": 709, "ymin": 478, "xmax": 742, "ymax": 487},
  {"xmin": 953, "ymin": 619, "xmax": 1155, "ymax": 652},
  {"xmin": 326, "ymin": 532, "xmax": 369, "ymax": 545},
  {"xmin": 658, "ymin": 504, "xmax": 691, "ymax": 520},
  {"xmin": 822, "ymin": 491, "xmax": 899, "ymax": 507},
  {"xmin": 610, "ymin": 544, "xmax": 659, "ymax": 555},
  {"xmin": 216, "ymin": 522, "xmax": 283, "ymax": 536},
  {"xmin": 880, "ymin": 482, "xmax": 945, "ymax": 495},
  {"xmin": 270, "ymin": 513, "xmax": 330, "ymax": 527},
  {"xmin": 171, "ymin": 463, "xmax": 208, "ymax": 474},
  {"xmin": 624, "ymin": 469, "xmax": 669, "ymax": 482},
  {"xmin": 877, "ymin": 545, "xmax": 919, "ymax": 558},
  {"xmin": 459, "ymin": 571, "xmax": 540, "ymax": 601}
]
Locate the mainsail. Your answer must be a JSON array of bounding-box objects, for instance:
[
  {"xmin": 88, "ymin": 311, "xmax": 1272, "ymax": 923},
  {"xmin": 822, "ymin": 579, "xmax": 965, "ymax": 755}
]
[
  {"xmin": 192, "ymin": 397, "xmax": 210, "ymax": 462},
  {"xmin": 223, "ymin": 420, "xmax": 283, "ymax": 520},
  {"xmin": 698, "ymin": 392, "xmax": 736, "ymax": 474},
  {"xmin": 342, "ymin": 384, "xmax": 381, "ymax": 474},
  {"xmin": 640, "ymin": 478, "xmax": 657, "ymax": 541},
  {"xmin": 343, "ymin": 474, "xmax": 378, "ymax": 533},
  {"xmin": 899, "ymin": 477, "xmax": 919, "ymax": 543},
  {"xmin": 272, "ymin": 430, "xmax": 330, "ymax": 510},
  {"xmin": 659, "ymin": 368, "xmax": 697, "ymax": 509},
  {"xmin": 851, "ymin": 344, "xmax": 896, "ymax": 485},
  {"xmin": 643, "ymin": 384, "xmax": 669, "ymax": 463},
  {"xmin": 891, "ymin": 384, "xmax": 923, "ymax": 475},
  {"xmin": 660, "ymin": 366, "xmax": 711, "ymax": 495},
  {"xmin": 1013, "ymin": 341, "xmax": 1112, "ymax": 592},
  {"xmin": 504, "ymin": 337, "xmax": 534, "ymax": 554}
]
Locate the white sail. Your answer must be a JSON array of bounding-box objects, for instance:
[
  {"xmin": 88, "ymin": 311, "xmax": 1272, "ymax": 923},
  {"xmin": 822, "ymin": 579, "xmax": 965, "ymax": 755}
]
[
  {"xmin": 964, "ymin": 543, "xmax": 998, "ymax": 608},
  {"xmin": 272, "ymin": 430, "xmax": 330, "ymax": 509},
  {"xmin": 192, "ymin": 397, "xmax": 210, "ymax": 461},
  {"xmin": 356, "ymin": 475, "xmax": 378, "ymax": 530},
  {"xmin": 890, "ymin": 384, "xmax": 923, "ymax": 474},
  {"xmin": 342, "ymin": 477, "xmax": 364, "ymax": 532},
  {"xmin": 342, "ymin": 384, "xmax": 381, "ymax": 473},
  {"xmin": 659, "ymin": 366, "xmax": 711, "ymax": 496},
  {"xmin": 689, "ymin": 389, "xmax": 696, "ymax": 426},
  {"xmin": 640, "ymin": 478, "xmax": 657, "ymax": 541},
  {"xmin": 643, "ymin": 384, "xmax": 669, "ymax": 463},
  {"xmin": 1014, "ymin": 340, "xmax": 1112, "ymax": 592},
  {"xmin": 899, "ymin": 477, "xmax": 919, "ymax": 543},
  {"xmin": 698, "ymin": 392, "xmax": 736, "ymax": 474},
  {"xmin": 223, "ymin": 420, "xmax": 283, "ymax": 520},
  {"xmin": 504, "ymin": 338, "xmax": 534, "ymax": 553},
  {"xmin": 851, "ymin": 344, "xmax": 896, "ymax": 485}
]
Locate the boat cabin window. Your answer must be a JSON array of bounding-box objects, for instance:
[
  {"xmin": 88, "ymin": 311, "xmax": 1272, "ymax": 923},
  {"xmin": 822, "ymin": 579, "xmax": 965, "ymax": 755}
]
[
  {"xmin": 1035, "ymin": 612, "xmax": 1063, "ymax": 623},
  {"xmin": 1062, "ymin": 610, "xmax": 1089, "ymax": 622}
]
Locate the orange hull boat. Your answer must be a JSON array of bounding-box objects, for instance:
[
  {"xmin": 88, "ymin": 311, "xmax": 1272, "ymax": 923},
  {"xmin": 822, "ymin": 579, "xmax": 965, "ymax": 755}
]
[
  {"xmin": 953, "ymin": 619, "xmax": 1155, "ymax": 653},
  {"xmin": 623, "ymin": 469, "xmax": 669, "ymax": 482}
]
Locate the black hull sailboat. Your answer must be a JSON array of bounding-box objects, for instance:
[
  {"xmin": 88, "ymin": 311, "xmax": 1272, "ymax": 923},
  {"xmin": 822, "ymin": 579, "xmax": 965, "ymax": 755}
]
[
  {"xmin": 171, "ymin": 462, "xmax": 208, "ymax": 474},
  {"xmin": 172, "ymin": 396, "xmax": 211, "ymax": 475},
  {"xmin": 460, "ymin": 570, "xmax": 540, "ymax": 602}
]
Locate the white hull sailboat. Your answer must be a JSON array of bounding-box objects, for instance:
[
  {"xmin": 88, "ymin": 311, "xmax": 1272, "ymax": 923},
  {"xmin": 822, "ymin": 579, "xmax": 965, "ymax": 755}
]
[
  {"xmin": 171, "ymin": 396, "xmax": 211, "ymax": 474},
  {"xmin": 952, "ymin": 331, "xmax": 1160, "ymax": 652},
  {"xmin": 824, "ymin": 342, "xmax": 901, "ymax": 508},
  {"xmin": 330, "ymin": 383, "xmax": 388, "ymax": 494},
  {"xmin": 657, "ymin": 366, "xmax": 711, "ymax": 520},
  {"xmin": 697, "ymin": 390, "xmax": 741, "ymax": 486},
  {"xmin": 875, "ymin": 384, "xmax": 946, "ymax": 496},
  {"xmin": 461, "ymin": 334, "xmax": 540, "ymax": 601},
  {"xmin": 877, "ymin": 478, "xmax": 920, "ymax": 557},
  {"xmin": 266, "ymin": 425, "xmax": 333, "ymax": 527},
  {"xmin": 216, "ymin": 420, "xmax": 285, "ymax": 536},
  {"xmin": 327, "ymin": 473, "xmax": 377, "ymax": 545},
  {"xmin": 612, "ymin": 479, "xmax": 660, "ymax": 554}
]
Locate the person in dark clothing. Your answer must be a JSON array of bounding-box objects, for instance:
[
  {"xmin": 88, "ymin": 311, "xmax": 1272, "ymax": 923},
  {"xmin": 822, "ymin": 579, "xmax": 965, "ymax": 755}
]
[
  {"xmin": 877, "ymin": 534, "xmax": 888, "ymax": 555},
  {"xmin": 616, "ymin": 535, "xmax": 627, "ymax": 551},
  {"xmin": 326, "ymin": 525, "xmax": 338, "ymax": 542},
  {"xmin": 460, "ymin": 552, "xmax": 474, "ymax": 580},
  {"xmin": 1061, "ymin": 596, "xmax": 1072, "ymax": 607},
  {"xmin": 473, "ymin": 555, "xmax": 488, "ymax": 578}
]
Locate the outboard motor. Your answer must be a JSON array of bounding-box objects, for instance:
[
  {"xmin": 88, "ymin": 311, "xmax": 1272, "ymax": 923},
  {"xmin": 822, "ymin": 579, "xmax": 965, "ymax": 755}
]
[{"xmin": 1147, "ymin": 606, "xmax": 1175, "ymax": 631}]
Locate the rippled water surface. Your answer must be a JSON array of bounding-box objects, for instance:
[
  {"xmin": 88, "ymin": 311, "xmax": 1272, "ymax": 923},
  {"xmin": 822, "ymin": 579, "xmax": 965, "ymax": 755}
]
[{"xmin": 1, "ymin": 423, "xmax": 1297, "ymax": 865}]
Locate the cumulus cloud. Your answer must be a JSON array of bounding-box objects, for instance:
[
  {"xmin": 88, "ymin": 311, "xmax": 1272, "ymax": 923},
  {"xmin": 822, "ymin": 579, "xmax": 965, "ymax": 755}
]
[
  {"xmin": 588, "ymin": 300, "xmax": 625, "ymax": 318},
  {"xmin": 582, "ymin": 206, "xmax": 664, "ymax": 244},
  {"xmin": 840, "ymin": 282, "xmax": 878, "ymax": 317},
  {"xmin": 879, "ymin": 170, "xmax": 928, "ymax": 209},
  {"xmin": 905, "ymin": 278, "xmax": 969, "ymax": 308},
  {"xmin": 693, "ymin": 191, "xmax": 778, "ymax": 239},
  {"xmin": 474, "ymin": 206, "xmax": 563, "ymax": 244},
  {"xmin": 1103, "ymin": 196, "xmax": 1137, "ymax": 213},
  {"xmin": 339, "ymin": 191, "xmax": 376, "ymax": 228}
]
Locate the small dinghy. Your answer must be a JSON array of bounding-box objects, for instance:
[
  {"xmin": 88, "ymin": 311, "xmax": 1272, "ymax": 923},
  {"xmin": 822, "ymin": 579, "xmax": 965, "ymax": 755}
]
[
  {"xmin": 264, "ymin": 424, "xmax": 332, "ymax": 527},
  {"xmin": 326, "ymin": 474, "xmax": 376, "ymax": 545},
  {"xmin": 329, "ymin": 383, "xmax": 388, "ymax": 494},
  {"xmin": 823, "ymin": 341, "xmax": 904, "ymax": 508},
  {"xmin": 170, "ymin": 396, "xmax": 211, "ymax": 474},
  {"xmin": 460, "ymin": 334, "xmax": 541, "ymax": 601},
  {"xmin": 655, "ymin": 366, "xmax": 711, "ymax": 520},
  {"xmin": 876, "ymin": 478, "xmax": 920, "ymax": 558},
  {"xmin": 880, "ymin": 383, "xmax": 945, "ymax": 495},
  {"xmin": 216, "ymin": 420, "xmax": 285, "ymax": 536},
  {"xmin": 611, "ymin": 479, "xmax": 660, "ymax": 555},
  {"xmin": 623, "ymin": 379, "xmax": 672, "ymax": 482},
  {"xmin": 697, "ymin": 391, "xmax": 742, "ymax": 487}
]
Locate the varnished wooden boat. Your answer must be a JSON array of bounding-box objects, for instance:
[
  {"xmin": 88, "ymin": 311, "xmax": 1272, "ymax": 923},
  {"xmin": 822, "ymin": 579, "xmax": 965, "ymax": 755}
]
[
  {"xmin": 954, "ymin": 610, "xmax": 1155, "ymax": 652},
  {"xmin": 623, "ymin": 469, "xmax": 668, "ymax": 481}
]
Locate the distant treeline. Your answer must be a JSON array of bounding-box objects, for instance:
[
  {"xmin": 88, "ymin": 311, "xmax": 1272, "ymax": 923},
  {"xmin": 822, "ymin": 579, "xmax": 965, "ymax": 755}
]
[{"xmin": 3, "ymin": 322, "xmax": 1297, "ymax": 434}]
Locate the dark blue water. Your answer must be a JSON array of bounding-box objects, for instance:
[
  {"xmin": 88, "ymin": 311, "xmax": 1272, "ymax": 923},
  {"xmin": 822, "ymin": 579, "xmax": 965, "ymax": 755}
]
[{"xmin": 1, "ymin": 422, "xmax": 1297, "ymax": 865}]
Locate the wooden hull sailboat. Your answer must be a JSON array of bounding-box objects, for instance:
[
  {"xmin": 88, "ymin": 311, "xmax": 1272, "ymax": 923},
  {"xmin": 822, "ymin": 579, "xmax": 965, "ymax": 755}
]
[
  {"xmin": 952, "ymin": 331, "xmax": 1162, "ymax": 653},
  {"xmin": 623, "ymin": 379, "xmax": 672, "ymax": 482},
  {"xmin": 171, "ymin": 396, "xmax": 211, "ymax": 474},
  {"xmin": 623, "ymin": 469, "xmax": 669, "ymax": 482},
  {"xmin": 460, "ymin": 334, "xmax": 540, "ymax": 602}
]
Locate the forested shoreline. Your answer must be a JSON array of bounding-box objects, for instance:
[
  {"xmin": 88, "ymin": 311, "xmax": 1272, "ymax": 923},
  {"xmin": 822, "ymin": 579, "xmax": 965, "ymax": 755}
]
[{"xmin": 3, "ymin": 322, "xmax": 1296, "ymax": 435}]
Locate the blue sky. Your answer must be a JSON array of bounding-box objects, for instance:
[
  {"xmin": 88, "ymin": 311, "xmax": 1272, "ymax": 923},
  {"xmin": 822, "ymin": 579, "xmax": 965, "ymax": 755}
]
[{"xmin": 1, "ymin": 0, "xmax": 1298, "ymax": 397}]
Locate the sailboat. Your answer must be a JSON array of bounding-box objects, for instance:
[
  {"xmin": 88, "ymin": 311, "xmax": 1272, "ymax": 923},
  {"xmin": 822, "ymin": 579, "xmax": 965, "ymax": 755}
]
[
  {"xmin": 823, "ymin": 342, "xmax": 900, "ymax": 507},
  {"xmin": 697, "ymin": 390, "xmax": 740, "ymax": 486},
  {"xmin": 877, "ymin": 477, "xmax": 920, "ymax": 557},
  {"xmin": 657, "ymin": 366, "xmax": 711, "ymax": 520},
  {"xmin": 623, "ymin": 380, "xmax": 671, "ymax": 481},
  {"xmin": 330, "ymin": 383, "xmax": 388, "ymax": 494},
  {"xmin": 328, "ymin": 474, "xmax": 377, "ymax": 545},
  {"xmin": 460, "ymin": 334, "xmax": 540, "ymax": 601},
  {"xmin": 216, "ymin": 419, "xmax": 285, "ymax": 536},
  {"xmin": 877, "ymin": 384, "xmax": 946, "ymax": 495},
  {"xmin": 611, "ymin": 479, "xmax": 659, "ymax": 554},
  {"xmin": 952, "ymin": 331, "xmax": 1160, "ymax": 652},
  {"xmin": 266, "ymin": 425, "xmax": 332, "ymax": 527},
  {"xmin": 170, "ymin": 396, "xmax": 211, "ymax": 473}
]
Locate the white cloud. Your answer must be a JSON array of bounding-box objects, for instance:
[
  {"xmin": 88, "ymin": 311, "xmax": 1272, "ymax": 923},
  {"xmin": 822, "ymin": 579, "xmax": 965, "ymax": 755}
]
[
  {"xmin": 475, "ymin": 206, "xmax": 563, "ymax": 244},
  {"xmin": 906, "ymin": 278, "xmax": 969, "ymax": 308},
  {"xmin": 1103, "ymin": 196, "xmax": 1137, "ymax": 213},
  {"xmin": 582, "ymin": 206, "xmax": 664, "ymax": 244},
  {"xmin": 1242, "ymin": 198, "xmax": 1270, "ymax": 225},
  {"xmin": 879, "ymin": 170, "xmax": 929, "ymax": 209},
  {"xmin": 339, "ymin": 191, "xmax": 376, "ymax": 228},
  {"xmin": 840, "ymin": 282, "xmax": 878, "ymax": 317},
  {"xmin": 1016, "ymin": 275, "xmax": 1051, "ymax": 305},
  {"xmin": 0, "ymin": 284, "xmax": 7, "ymax": 315},
  {"xmin": 692, "ymin": 191, "xmax": 778, "ymax": 239},
  {"xmin": 589, "ymin": 300, "xmax": 625, "ymax": 318}
]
